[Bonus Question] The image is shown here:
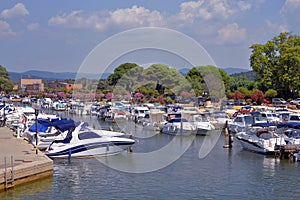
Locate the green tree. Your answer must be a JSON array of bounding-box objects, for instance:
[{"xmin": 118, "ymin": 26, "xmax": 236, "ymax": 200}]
[
  {"xmin": 107, "ymin": 63, "xmax": 143, "ymax": 88},
  {"xmin": 142, "ymin": 64, "xmax": 191, "ymax": 97},
  {"xmin": 0, "ymin": 65, "xmax": 13, "ymax": 93},
  {"xmin": 186, "ymin": 65, "xmax": 227, "ymax": 98},
  {"xmin": 265, "ymin": 89, "xmax": 277, "ymax": 99},
  {"xmin": 250, "ymin": 32, "xmax": 300, "ymax": 97}
]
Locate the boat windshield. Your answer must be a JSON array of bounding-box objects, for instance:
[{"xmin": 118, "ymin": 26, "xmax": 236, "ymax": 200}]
[
  {"xmin": 169, "ymin": 118, "xmax": 188, "ymax": 123},
  {"xmin": 78, "ymin": 132, "xmax": 102, "ymax": 140},
  {"xmin": 244, "ymin": 116, "xmax": 254, "ymax": 125}
]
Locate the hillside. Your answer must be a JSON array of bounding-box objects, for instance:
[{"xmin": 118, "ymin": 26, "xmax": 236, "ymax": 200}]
[
  {"xmin": 230, "ymin": 70, "xmax": 257, "ymax": 81},
  {"xmin": 9, "ymin": 70, "xmax": 110, "ymax": 83},
  {"xmin": 178, "ymin": 67, "xmax": 250, "ymax": 75},
  {"xmin": 223, "ymin": 67, "xmax": 250, "ymax": 75},
  {"xmin": 9, "ymin": 67, "xmax": 254, "ymax": 83}
]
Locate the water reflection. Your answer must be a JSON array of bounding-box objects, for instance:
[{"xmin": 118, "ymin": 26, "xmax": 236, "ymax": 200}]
[{"xmin": 0, "ymin": 177, "xmax": 53, "ymax": 200}]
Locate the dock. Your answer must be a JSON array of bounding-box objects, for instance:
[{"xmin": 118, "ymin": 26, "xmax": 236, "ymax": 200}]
[
  {"xmin": 0, "ymin": 127, "xmax": 53, "ymax": 191},
  {"xmin": 274, "ymin": 144, "xmax": 300, "ymax": 160}
]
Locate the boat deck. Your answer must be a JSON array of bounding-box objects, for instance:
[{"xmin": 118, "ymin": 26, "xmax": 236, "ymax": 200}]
[{"xmin": 0, "ymin": 127, "xmax": 53, "ymax": 191}]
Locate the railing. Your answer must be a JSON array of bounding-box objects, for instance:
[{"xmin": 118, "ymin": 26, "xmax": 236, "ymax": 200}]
[{"xmin": 4, "ymin": 156, "xmax": 14, "ymax": 190}]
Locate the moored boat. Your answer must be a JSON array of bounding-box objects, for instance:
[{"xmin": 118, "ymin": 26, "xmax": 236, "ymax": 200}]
[
  {"xmin": 45, "ymin": 122, "xmax": 135, "ymax": 158},
  {"xmin": 235, "ymin": 126, "xmax": 286, "ymax": 154}
]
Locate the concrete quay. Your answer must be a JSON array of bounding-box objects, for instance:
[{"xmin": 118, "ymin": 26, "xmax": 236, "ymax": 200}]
[{"xmin": 0, "ymin": 127, "xmax": 53, "ymax": 191}]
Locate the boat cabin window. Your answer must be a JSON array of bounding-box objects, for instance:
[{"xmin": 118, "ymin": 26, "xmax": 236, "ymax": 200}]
[
  {"xmin": 78, "ymin": 132, "xmax": 102, "ymax": 140},
  {"xmin": 245, "ymin": 116, "xmax": 254, "ymax": 125},
  {"xmin": 234, "ymin": 117, "xmax": 242, "ymax": 123},
  {"xmin": 290, "ymin": 115, "xmax": 300, "ymax": 121},
  {"xmin": 169, "ymin": 118, "xmax": 188, "ymax": 123},
  {"xmin": 257, "ymin": 132, "xmax": 273, "ymax": 140}
]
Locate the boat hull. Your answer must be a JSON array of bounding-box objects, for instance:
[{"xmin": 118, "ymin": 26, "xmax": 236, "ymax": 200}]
[
  {"xmin": 46, "ymin": 141, "xmax": 134, "ymax": 158},
  {"xmin": 235, "ymin": 136, "xmax": 283, "ymax": 154}
]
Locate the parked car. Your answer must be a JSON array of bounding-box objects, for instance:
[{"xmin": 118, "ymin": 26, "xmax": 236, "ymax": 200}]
[
  {"xmin": 290, "ymin": 98, "xmax": 300, "ymax": 105},
  {"xmin": 272, "ymin": 98, "xmax": 287, "ymax": 105},
  {"xmin": 233, "ymin": 100, "xmax": 247, "ymax": 106},
  {"xmin": 262, "ymin": 99, "xmax": 270, "ymax": 104}
]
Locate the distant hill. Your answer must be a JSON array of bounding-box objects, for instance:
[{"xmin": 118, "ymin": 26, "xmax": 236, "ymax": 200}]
[
  {"xmin": 9, "ymin": 70, "xmax": 111, "ymax": 83},
  {"xmin": 222, "ymin": 67, "xmax": 251, "ymax": 75},
  {"xmin": 8, "ymin": 67, "xmax": 253, "ymax": 83},
  {"xmin": 178, "ymin": 67, "xmax": 250, "ymax": 75},
  {"xmin": 230, "ymin": 70, "xmax": 257, "ymax": 81}
]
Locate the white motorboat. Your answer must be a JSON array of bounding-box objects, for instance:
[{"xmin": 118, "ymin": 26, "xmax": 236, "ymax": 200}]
[
  {"xmin": 235, "ymin": 126, "xmax": 286, "ymax": 154},
  {"xmin": 228, "ymin": 113, "xmax": 267, "ymax": 134},
  {"xmin": 192, "ymin": 114, "xmax": 215, "ymax": 135},
  {"xmin": 45, "ymin": 122, "xmax": 135, "ymax": 158},
  {"xmin": 161, "ymin": 117, "xmax": 196, "ymax": 136},
  {"xmin": 103, "ymin": 108, "xmax": 127, "ymax": 123},
  {"xmin": 211, "ymin": 111, "xmax": 232, "ymax": 128}
]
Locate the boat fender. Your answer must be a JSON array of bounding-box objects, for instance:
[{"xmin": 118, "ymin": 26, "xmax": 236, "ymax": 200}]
[
  {"xmin": 171, "ymin": 126, "xmax": 176, "ymax": 132},
  {"xmin": 68, "ymin": 149, "xmax": 72, "ymax": 158},
  {"xmin": 22, "ymin": 117, "xmax": 26, "ymax": 124}
]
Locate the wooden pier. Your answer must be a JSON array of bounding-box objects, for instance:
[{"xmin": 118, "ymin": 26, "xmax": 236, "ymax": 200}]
[
  {"xmin": 0, "ymin": 127, "xmax": 53, "ymax": 191},
  {"xmin": 274, "ymin": 144, "xmax": 300, "ymax": 160}
]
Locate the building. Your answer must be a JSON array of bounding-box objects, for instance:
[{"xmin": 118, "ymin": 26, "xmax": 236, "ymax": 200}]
[
  {"xmin": 47, "ymin": 81, "xmax": 83, "ymax": 91},
  {"xmin": 64, "ymin": 83, "xmax": 83, "ymax": 91},
  {"xmin": 20, "ymin": 79, "xmax": 44, "ymax": 92}
]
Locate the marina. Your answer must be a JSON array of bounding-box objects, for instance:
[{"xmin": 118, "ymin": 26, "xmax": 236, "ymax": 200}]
[
  {"xmin": 1, "ymin": 100, "xmax": 300, "ymax": 199},
  {"xmin": 1, "ymin": 1, "xmax": 300, "ymax": 199}
]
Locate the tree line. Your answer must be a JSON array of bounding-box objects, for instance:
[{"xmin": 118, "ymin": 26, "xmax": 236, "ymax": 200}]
[{"xmin": 1, "ymin": 32, "xmax": 300, "ymax": 103}]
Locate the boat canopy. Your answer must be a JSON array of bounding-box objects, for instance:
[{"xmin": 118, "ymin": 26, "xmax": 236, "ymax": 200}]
[
  {"xmin": 278, "ymin": 122, "xmax": 300, "ymax": 129},
  {"xmin": 252, "ymin": 122, "xmax": 278, "ymax": 128},
  {"xmin": 168, "ymin": 118, "xmax": 188, "ymax": 123},
  {"xmin": 29, "ymin": 118, "xmax": 75, "ymax": 132}
]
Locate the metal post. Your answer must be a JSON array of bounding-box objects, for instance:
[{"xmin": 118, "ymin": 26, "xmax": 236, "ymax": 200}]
[
  {"xmin": 35, "ymin": 108, "xmax": 38, "ymax": 154},
  {"xmin": 11, "ymin": 156, "xmax": 14, "ymax": 183},
  {"xmin": 4, "ymin": 157, "xmax": 7, "ymax": 189},
  {"xmin": 3, "ymin": 101, "xmax": 5, "ymax": 127}
]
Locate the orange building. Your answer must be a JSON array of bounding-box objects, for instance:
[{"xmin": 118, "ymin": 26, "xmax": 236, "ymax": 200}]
[
  {"xmin": 20, "ymin": 79, "xmax": 44, "ymax": 92},
  {"xmin": 47, "ymin": 82, "xmax": 83, "ymax": 91},
  {"xmin": 64, "ymin": 83, "xmax": 83, "ymax": 91}
]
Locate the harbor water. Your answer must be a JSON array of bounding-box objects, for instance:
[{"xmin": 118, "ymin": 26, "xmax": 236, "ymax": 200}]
[{"xmin": 1, "ymin": 112, "xmax": 300, "ymax": 200}]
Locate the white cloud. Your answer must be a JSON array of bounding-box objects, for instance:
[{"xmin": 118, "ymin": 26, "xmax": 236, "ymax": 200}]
[
  {"xmin": 237, "ymin": 1, "xmax": 252, "ymax": 11},
  {"xmin": 110, "ymin": 5, "xmax": 163, "ymax": 27},
  {"xmin": 217, "ymin": 23, "xmax": 246, "ymax": 44},
  {"xmin": 266, "ymin": 20, "xmax": 288, "ymax": 33},
  {"xmin": 178, "ymin": 0, "xmax": 235, "ymax": 22},
  {"xmin": 280, "ymin": 0, "xmax": 300, "ymax": 32},
  {"xmin": 0, "ymin": 20, "xmax": 16, "ymax": 36},
  {"xmin": 49, "ymin": 10, "xmax": 108, "ymax": 31},
  {"xmin": 1, "ymin": 3, "xmax": 29, "ymax": 18},
  {"xmin": 27, "ymin": 23, "xmax": 39, "ymax": 31},
  {"xmin": 48, "ymin": 6, "xmax": 164, "ymax": 31},
  {"xmin": 280, "ymin": 0, "xmax": 300, "ymax": 15}
]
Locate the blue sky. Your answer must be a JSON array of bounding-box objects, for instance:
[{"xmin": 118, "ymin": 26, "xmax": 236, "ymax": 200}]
[{"xmin": 0, "ymin": 0, "xmax": 298, "ymax": 73}]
